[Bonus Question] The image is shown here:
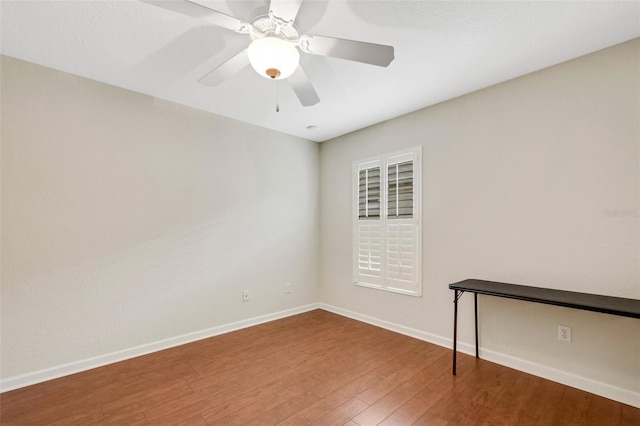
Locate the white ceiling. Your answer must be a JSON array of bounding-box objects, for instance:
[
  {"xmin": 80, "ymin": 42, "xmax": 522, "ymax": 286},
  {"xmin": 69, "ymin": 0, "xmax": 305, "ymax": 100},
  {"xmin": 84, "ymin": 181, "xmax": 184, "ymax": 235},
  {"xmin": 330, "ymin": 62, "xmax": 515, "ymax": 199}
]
[{"xmin": 2, "ymin": 1, "xmax": 639, "ymax": 142}]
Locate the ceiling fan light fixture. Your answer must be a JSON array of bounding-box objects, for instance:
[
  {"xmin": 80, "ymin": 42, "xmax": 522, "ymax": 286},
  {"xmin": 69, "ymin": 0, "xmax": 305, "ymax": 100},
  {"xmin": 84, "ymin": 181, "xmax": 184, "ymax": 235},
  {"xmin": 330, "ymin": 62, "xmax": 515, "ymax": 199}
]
[{"xmin": 248, "ymin": 36, "xmax": 299, "ymax": 80}]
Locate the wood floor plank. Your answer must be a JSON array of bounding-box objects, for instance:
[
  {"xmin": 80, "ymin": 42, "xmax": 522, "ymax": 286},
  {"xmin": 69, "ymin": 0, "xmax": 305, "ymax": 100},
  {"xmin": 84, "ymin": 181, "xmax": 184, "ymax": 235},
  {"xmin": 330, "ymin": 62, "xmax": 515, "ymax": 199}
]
[
  {"xmin": 584, "ymin": 394, "xmax": 621, "ymax": 426},
  {"xmin": 207, "ymin": 388, "xmax": 301, "ymax": 425},
  {"xmin": 411, "ymin": 412, "xmax": 449, "ymax": 426},
  {"xmin": 376, "ymin": 355, "xmax": 451, "ymax": 426},
  {"xmin": 366, "ymin": 343, "xmax": 428, "ymax": 380},
  {"xmin": 356, "ymin": 347, "xmax": 433, "ymax": 405},
  {"xmin": 425, "ymin": 353, "xmax": 479, "ymax": 396},
  {"xmin": 101, "ymin": 379, "xmax": 193, "ymax": 415},
  {"xmin": 424, "ymin": 394, "xmax": 492, "ymax": 425},
  {"xmin": 377, "ymin": 386, "xmax": 444, "ymax": 426},
  {"xmin": 99, "ymin": 411, "xmax": 149, "ymax": 425},
  {"xmin": 199, "ymin": 368, "xmax": 316, "ymax": 423},
  {"xmin": 1, "ymin": 309, "xmax": 637, "ymax": 425},
  {"xmin": 150, "ymin": 413, "xmax": 207, "ymax": 426},
  {"xmin": 549, "ymin": 386, "xmax": 592, "ymax": 425},
  {"xmin": 516, "ymin": 379, "xmax": 567, "ymax": 426},
  {"xmin": 423, "ymin": 361, "xmax": 511, "ymax": 425},
  {"xmin": 310, "ymin": 397, "xmax": 369, "ymax": 426},
  {"xmin": 351, "ymin": 372, "xmax": 431, "ymax": 425},
  {"xmin": 480, "ymin": 372, "xmax": 541, "ymax": 425},
  {"xmin": 353, "ymin": 353, "xmax": 451, "ymax": 425},
  {"xmin": 465, "ymin": 361, "xmax": 521, "ymax": 409},
  {"xmin": 621, "ymin": 403, "xmax": 640, "ymax": 426},
  {"xmin": 277, "ymin": 372, "xmax": 380, "ymax": 425},
  {"xmin": 144, "ymin": 366, "xmax": 296, "ymax": 421},
  {"xmin": 0, "ymin": 389, "xmax": 101, "ymax": 425},
  {"xmin": 309, "ymin": 337, "xmax": 421, "ymax": 399},
  {"xmin": 250, "ymin": 390, "xmax": 320, "ymax": 425},
  {"xmin": 43, "ymin": 407, "xmax": 105, "ymax": 426}
]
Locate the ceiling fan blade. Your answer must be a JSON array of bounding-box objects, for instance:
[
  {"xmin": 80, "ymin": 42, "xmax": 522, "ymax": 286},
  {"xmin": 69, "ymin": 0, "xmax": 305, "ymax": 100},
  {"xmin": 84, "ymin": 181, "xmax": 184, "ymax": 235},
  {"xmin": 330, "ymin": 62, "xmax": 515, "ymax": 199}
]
[
  {"xmin": 269, "ymin": 0, "xmax": 302, "ymax": 23},
  {"xmin": 299, "ymin": 35, "xmax": 394, "ymax": 67},
  {"xmin": 141, "ymin": 0, "xmax": 251, "ymax": 34},
  {"xmin": 288, "ymin": 65, "xmax": 320, "ymax": 107},
  {"xmin": 198, "ymin": 49, "xmax": 249, "ymax": 86}
]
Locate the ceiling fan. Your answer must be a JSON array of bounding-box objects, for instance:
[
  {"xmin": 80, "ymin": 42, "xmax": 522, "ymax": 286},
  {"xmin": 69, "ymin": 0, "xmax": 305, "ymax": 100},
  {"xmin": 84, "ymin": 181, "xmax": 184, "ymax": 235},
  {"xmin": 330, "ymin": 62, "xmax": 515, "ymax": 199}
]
[{"xmin": 142, "ymin": 0, "xmax": 395, "ymax": 107}]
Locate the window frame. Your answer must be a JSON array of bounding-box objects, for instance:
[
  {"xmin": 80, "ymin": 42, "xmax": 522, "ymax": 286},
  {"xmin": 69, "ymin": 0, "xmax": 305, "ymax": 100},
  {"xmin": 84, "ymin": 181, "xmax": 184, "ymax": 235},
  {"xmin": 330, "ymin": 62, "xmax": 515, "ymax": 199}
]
[{"xmin": 352, "ymin": 146, "xmax": 422, "ymax": 297}]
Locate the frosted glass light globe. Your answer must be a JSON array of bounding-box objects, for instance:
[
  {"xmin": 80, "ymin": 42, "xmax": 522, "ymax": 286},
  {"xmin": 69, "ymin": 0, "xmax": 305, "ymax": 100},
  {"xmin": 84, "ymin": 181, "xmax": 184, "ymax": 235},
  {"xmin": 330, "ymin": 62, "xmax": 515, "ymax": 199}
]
[{"xmin": 248, "ymin": 37, "xmax": 300, "ymax": 80}]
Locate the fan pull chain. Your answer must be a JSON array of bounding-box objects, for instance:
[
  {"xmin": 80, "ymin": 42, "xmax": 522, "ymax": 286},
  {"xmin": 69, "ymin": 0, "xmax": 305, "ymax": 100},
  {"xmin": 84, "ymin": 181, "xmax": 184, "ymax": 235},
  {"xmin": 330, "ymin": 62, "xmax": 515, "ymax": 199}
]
[{"xmin": 275, "ymin": 80, "xmax": 280, "ymax": 113}]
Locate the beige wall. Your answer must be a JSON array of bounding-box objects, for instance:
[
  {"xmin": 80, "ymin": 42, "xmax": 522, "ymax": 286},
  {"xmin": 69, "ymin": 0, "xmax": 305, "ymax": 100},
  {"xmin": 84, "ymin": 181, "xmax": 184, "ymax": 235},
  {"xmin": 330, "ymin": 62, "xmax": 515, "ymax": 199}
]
[
  {"xmin": 320, "ymin": 39, "xmax": 639, "ymax": 402},
  {"xmin": 1, "ymin": 56, "xmax": 320, "ymax": 380}
]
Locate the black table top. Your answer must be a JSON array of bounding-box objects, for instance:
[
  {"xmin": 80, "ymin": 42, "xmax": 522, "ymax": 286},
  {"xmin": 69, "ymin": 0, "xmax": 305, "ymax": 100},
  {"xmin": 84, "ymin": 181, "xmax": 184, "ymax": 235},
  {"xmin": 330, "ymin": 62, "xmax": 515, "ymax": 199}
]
[{"xmin": 449, "ymin": 279, "xmax": 640, "ymax": 319}]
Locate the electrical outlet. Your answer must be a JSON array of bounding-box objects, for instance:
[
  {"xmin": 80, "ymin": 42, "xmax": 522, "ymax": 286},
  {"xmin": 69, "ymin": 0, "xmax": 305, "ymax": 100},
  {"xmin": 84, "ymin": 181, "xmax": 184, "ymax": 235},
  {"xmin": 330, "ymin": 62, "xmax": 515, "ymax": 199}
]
[
  {"xmin": 242, "ymin": 290, "xmax": 249, "ymax": 302},
  {"xmin": 558, "ymin": 325, "xmax": 571, "ymax": 342},
  {"xmin": 285, "ymin": 283, "xmax": 291, "ymax": 294}
]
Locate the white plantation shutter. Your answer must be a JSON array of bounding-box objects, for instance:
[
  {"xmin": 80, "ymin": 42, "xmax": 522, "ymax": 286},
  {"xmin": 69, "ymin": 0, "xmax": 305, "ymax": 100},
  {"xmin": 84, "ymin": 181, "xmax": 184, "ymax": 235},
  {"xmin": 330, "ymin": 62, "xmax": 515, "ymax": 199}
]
[
  {"xmin": 354, "ymin": 161, "xmax": 383, "ymax": 285},
  {"xmin": 353, "ymin": 148, "xmax": 421, "ymax": 296}
]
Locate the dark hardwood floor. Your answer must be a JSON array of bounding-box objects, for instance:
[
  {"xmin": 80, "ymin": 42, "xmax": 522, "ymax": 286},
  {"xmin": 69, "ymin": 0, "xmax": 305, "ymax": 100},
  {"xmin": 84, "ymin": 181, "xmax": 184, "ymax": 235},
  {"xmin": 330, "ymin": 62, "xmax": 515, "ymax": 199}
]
[{"xmin": 1, "ymin": 309, "xmax": 638, "ymax": 425}]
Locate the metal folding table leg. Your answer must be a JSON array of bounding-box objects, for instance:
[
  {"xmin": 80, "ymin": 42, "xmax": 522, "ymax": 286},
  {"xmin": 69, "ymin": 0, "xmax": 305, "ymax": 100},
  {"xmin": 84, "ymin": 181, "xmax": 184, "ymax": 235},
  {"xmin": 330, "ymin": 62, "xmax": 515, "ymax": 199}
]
[
  {"xmin": 452, "ymin": 289, "xmax": 463, "ymax": 375},
  {"xmin": 475, "ymin": 292, "xmax": 479, "ymax": 358}
]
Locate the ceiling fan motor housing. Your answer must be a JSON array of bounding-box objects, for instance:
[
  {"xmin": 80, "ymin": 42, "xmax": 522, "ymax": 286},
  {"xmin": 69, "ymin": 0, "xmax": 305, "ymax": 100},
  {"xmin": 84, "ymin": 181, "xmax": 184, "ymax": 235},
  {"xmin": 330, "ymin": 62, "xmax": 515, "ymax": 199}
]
[{"xmin": 250, "ymin": 14, "xmax": 299, "ymax": 42}]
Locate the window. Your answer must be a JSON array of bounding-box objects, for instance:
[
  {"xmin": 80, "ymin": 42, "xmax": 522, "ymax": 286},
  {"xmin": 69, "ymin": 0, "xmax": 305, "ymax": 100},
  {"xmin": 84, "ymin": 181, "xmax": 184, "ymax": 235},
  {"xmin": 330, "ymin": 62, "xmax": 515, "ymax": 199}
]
[{"xmin": 353, "ymin": 147, "xmax": 422, "ymax": 296}]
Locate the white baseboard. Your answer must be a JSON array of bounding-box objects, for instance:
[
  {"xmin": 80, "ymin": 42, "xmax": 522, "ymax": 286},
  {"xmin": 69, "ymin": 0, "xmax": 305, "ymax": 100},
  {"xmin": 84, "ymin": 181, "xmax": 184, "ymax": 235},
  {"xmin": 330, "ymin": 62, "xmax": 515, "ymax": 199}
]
[
  {"xmin": 0, "ymin": 303, "xmax": 321, "ymax": 393},
  {"xmin": 318, "ymin": 303, "xmax": 640, "ymax": 409},
  {"xmin": 3, "ymin": 302, "xmax": 638, "ymax": 409},
  {"xmin": 318, "ymin": 303, "xmax": 463, "ymax": 351}
]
